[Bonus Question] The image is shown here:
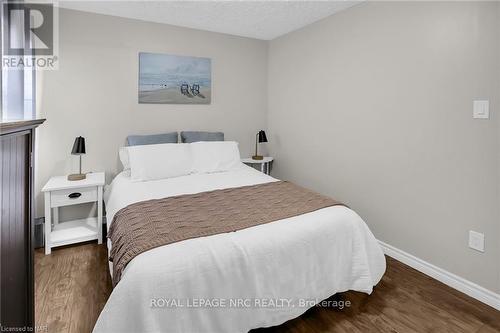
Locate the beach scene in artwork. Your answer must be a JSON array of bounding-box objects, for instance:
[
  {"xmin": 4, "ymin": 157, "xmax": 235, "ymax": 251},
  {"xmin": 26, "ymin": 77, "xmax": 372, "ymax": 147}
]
[{"xmin": 139, "ymin": 52, "xmax": 211, "ymax": 104}]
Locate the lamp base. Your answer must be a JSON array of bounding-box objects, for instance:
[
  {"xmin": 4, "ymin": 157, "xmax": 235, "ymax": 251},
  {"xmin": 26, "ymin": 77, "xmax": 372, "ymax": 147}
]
[
  {"xmin": 252, "ymin": 155, "xmax": 264, "ymax": 160},
  {"xmin": 68, "ymin": 173, "xmax": 86, "ymax": 181}
]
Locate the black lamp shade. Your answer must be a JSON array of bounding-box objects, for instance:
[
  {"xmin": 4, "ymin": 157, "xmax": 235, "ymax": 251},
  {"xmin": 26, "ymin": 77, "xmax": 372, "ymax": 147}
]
[
  {"xmin": 71, "ymin": 136, "xmax": 86, "ymax": 155},
  {"xmin": 257, "ymin": 130, "xmax": 268, "ymax": 143}
]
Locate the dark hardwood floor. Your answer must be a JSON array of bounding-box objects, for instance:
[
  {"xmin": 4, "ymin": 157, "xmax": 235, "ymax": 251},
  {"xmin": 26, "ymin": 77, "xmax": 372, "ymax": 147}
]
[
  {"xmin": 35, "ymin": 242, "xmax": 500, "ymax": 333},
  {"xmin": 35, "ymin": 243, "xmax": 111, "ymax": 333}
]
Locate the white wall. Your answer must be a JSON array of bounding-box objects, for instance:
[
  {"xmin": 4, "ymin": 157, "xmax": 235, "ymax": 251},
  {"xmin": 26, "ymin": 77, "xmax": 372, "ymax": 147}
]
[
  {"xmin": 36, "ymin": 9, "xmax": 268, "ymax": 217},
  {"xmin": 268, "ymin": 1, "xmax": 500, "ymax": 293}
]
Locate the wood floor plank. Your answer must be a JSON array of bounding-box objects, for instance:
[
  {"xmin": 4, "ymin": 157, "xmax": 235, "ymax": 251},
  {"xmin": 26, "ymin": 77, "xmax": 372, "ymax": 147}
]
[
  {"xmin": 34, "ymin": 247, "xmax": 54, "ymax": 328},
  {"xmin": 35, "ymin": 243, "xmax": 500, "ymax": 333},
  {"xmin": 44, "ymin": 249, "xmax": 74, "ymax": 333},
  {"xmin": 35, "ymin": 243, "xmax": 112, "ymax": 333}
]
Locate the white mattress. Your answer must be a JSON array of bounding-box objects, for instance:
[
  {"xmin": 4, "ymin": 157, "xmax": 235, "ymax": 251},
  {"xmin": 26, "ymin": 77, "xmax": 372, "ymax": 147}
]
[{"xmin": 94, "ymin": 165, "xmax": 385, "ymax": 333}]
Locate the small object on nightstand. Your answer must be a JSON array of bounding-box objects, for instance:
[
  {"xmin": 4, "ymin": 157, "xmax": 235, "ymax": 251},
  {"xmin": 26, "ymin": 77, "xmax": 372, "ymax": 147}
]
[
  {"xmin": 242, "ymin": 157, "xmax": 273, "ymax": 175},
  {"xmin": 252, "ymin": 130, "xmax": 268, "ymax": 160},
  {"xmin": 68, "ymin": 136, "xmax": 86, "ymax": 181},
  {"xmin": 42, "ymin": 172, "xmax": 105, "ymax": 255}
]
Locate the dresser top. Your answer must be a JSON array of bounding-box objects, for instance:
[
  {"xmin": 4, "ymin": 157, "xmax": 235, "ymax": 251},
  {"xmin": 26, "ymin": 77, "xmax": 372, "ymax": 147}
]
[
  {"xmin": 42, "ymin": 172, "xmax": 105, "ymax": 192},
  {"xmin": 0, "ymin": 118, "xmax": 45, "ymax": 135}
]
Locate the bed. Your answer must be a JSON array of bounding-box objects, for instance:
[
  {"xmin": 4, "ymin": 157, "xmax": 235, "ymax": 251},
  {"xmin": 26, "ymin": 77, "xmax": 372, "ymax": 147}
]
[{"xmin": 93, "ymin": 141, "xmax": 385, "ymax": 333}]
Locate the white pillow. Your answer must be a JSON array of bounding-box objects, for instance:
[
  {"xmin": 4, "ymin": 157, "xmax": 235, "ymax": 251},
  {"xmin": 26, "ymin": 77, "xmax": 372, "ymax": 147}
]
[
  {"xmin": 128, "ymin": 143, "xmax": 192, "ymax": 181},
  {"xmin": 191, "ymin": 141, "xmax": 242, "ymax": 174},
  {"xmin": 119, "ymin": 147, "xmax": 130, "ymax": 170}
]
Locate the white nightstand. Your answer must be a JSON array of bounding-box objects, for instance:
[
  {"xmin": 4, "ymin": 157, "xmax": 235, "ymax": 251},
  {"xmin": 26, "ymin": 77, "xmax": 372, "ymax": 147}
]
[
  {"xmin": 241, "ymin": 157, "xmax": 274, "ymax": 175},
  {"xmin": 41, "ymin": 172, "xmax": 105, "ymax": 255}
]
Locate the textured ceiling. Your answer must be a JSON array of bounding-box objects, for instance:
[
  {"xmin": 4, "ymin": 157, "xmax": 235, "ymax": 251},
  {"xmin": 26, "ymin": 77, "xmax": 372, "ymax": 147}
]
[{"xmin": 56, "ymin": 1, "xmax": 360, "ymax": 40}]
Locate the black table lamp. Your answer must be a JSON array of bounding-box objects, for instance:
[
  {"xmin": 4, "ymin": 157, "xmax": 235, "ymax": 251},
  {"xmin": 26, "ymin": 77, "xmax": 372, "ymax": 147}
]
[
  {"xmin": 68, "ymin": 136, "xmax": 86, "ymax": 181},
  {"xmin": 252, "ymin": 130, "xmax": 268, "ymax": 160}
]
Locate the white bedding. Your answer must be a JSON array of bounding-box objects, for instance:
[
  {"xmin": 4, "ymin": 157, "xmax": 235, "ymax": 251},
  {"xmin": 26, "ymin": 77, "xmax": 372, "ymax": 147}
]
[{"xmin": 94, "ymin": 165, "xmax": 385, "ymax": 333}]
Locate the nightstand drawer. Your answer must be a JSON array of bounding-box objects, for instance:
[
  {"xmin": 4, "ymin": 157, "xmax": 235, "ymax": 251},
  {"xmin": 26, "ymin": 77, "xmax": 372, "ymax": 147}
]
[{"xmin": 50, "ymin": 187, "xmax": 97, "ymax": 207}]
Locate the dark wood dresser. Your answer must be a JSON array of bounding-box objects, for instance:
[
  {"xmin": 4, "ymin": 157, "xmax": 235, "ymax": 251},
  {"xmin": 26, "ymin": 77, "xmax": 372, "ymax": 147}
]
[{"xmin": 0, "ymin": 119, "xmax": 45, "ymax": 331}]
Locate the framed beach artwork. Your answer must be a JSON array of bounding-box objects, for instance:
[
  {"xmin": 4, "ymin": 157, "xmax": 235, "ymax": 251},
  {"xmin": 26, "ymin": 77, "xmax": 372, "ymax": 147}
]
[{"xmin": 139, "ymin": 52, "xmax": 211, "ymax": 104}]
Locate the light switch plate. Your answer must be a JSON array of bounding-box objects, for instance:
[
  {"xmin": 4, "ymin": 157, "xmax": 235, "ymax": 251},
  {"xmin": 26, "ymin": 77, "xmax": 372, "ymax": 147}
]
[
  {"xmin": 468, "ymin": 230, "xmax": 484, "ymax": 252},
  {"xmin": 473, "ymin": 100, "xmax": 489, "ymax": 119}
]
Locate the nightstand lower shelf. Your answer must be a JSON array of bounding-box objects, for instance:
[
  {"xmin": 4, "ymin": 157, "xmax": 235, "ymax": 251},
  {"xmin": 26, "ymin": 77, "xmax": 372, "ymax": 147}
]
[{"xmin": 50, "ymin": 217, "xmax": 98, "ymax": 248}]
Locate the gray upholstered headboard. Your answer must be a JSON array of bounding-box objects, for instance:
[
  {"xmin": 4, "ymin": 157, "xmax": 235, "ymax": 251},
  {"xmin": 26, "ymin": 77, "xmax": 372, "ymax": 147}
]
[
  {"xmin": 126, "ymin": 132, "xmax": 178, "ymax": 146},
  {"xmin": 180, "ymin": 131, "xmax": 224, "ymax": 143}
]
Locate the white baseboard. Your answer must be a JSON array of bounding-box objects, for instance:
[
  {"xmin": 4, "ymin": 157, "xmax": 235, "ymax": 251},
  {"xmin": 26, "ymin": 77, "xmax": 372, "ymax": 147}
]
[{"xmin": 378, "ymin": 240, "xmax": 500, "ymax": 311}]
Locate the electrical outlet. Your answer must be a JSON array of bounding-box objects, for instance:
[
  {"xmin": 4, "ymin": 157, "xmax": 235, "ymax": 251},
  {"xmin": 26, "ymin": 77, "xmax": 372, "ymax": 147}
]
[
  {"xmin": 473, "ymin": 100, "xmax": 489, "ymax": 119},
  {"xmin": 468, "ymin": 231, "xmax": 484, "ymax": 252}
]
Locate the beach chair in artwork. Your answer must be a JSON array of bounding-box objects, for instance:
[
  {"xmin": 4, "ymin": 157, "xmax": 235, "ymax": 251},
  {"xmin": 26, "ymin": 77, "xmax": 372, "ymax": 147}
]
[
  {"xmin": 191, "ymin": 84, "xmax": 200, "ymax": 96},
  {"xmin": 181, "ymin": 84, "xmax": 189, "ymax": 95}
]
